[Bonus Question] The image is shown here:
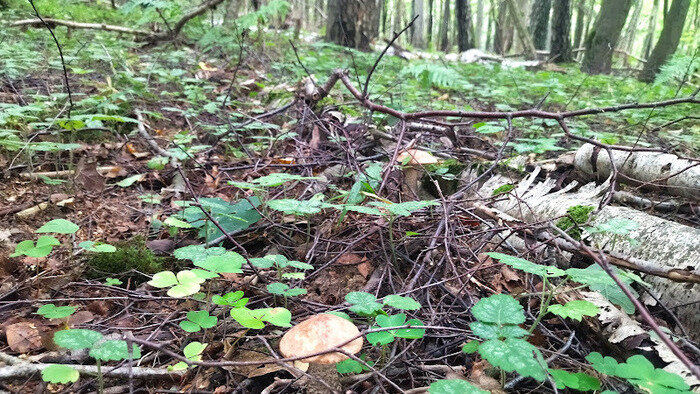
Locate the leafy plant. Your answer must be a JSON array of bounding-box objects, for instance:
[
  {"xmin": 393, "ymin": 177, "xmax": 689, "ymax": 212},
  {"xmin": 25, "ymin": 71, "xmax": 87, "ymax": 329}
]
[
  {"xmin": 428, "ymin": 379, "xmax": 488, "ymax": 394},
  {"xmin": 170, "ymin": 342, "xmax": 208, "ymax": 371},
  {"xmin": 365, "ymin": 313, "xmax": 425, "ymax": 346},
  {"xmin": 148, "ymin": 270, "xmax": 207, "ymax": 298},
  {"xmin": 179, "ymin": 310, "xmax": 218, "ymax": 333},
  {"xmin": 36, "ymin": 304, "xmax": 77, "ymax": 319},
  {"xmin": 587, "ymin": 352, "xmax": 691, "ymax": 394},
  {"xmin": 41, "ymin": 364, "xmax": 80, "ymax": 384}
]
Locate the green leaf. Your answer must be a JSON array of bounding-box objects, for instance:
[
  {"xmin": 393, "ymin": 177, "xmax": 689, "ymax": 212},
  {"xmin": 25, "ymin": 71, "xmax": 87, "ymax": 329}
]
[
  {"xmin": 89, "ymin": 339, "xmax": 141, "ymax": 361},
  {"xmin": 588, "ymin": 218, "xmax": 639, "ymax": 235},
  {"xmin": 183, "ymin": 341, "xmax": 207, "ymax": 359},
  {"xmin": 478, "ymin": 338, "xmax": 546, "ymax": 381},
  {"xmin": 461, "ymin": 340, "xmax": 479, "ymax": 354},
  {"xmin": 11, "ymin": 236, "xmax": 61, "ymax": 258},
  {"xmin": 105, "ymin": 278, "xmax": 123, "ymax": 286},
  {"xmin": 212, "ymin": 291, "xmax": 247, "ymax": 307},
  {"xmin": 148, "ymin": 156, "xmax": 169, "ymax": 170},
  {"xmin": 168, "ymin": 271, "xmax": 205, "ymax": 298},
  {"xmin": 42, "ymin": 364, "xmax": 80, "ymax": 384},
  {"xmin": 586, "ymin": 353, "xmax": 690, "ymax": 393},
  {"xmin": 179, "ymin": 320, "xmax": 201, "ymax": 333},
  {"xmin": 547, "ymin": 300, "xmax": 599, "ymax": 321},
  {"xmin": 336, "ymin": 358, "xmax": 364, "ymax": 374},
  {"xmin": 36, "ymin": 304, "xmax": 77, "ymax": 319},
  {"xmin": 383, "ymin": 295, "xmax": 421, "ymax": 310},
  {"xmin": 116, "ymin": 174, "xmax": 144, "ymax": 188},
  {"xmin": 366, "ymin": 330, "xmax": 395, "ymax": 346},
  {"xmin": 487, "ymin": 253, "xmax": 565, "ymax": 278},
  {"xmin": 548, "ymin": 369, "xmax": 601, "ymax": 391},
  {"xmin": 230, "ymin": 307, "xmax": 266, "ymax": 329},
  {"xmin": 148, "ymin": 271, "xmax": 178, "ymax": 288},
  {"xmin": 471, "ymin": 294, "xmax": 525, "ymax": 325},
  {"xmin": 567, "ymin": 265, "xmax": 637, "ymax": 313},
  {"xmin": 345, "ymin": 291, "xmax": 384, "ymax": 316},
  {"xmin": 54, "ymin": 329, "xmax": 103, "ymax": 350},
  {"xmin": 428, "ymin": 379, "xmax": 489, "ymax": 394},
  {"xmin": 174, "ymin": 245, "xmax": 226, "ymax": 263},
  {"xmin": 194, "ymin": 252, "xmax": 244, "ymax": 273},
  {"xmin": 79, "ymin": 241, "xmax": 116, "ymax": 253},
  {"xmin": 185, "ymin": 310, "xmax": 218, "ymax": 329},
  {"xmin": 256, "ymin": 307, "xmax": 292, "ymax": 327},
  {"xmin": 469, "ymin": 321, "xmax": 528, "ymax": 339},
  {"xmin": 164, "ymin": 216, "xmax": 194, "ymax": 228},
  {"xmin": 368, "ymin": 200, "xmax": 439, "ymax": 217},
  {"xmin": 36, "ymin": 219, "xmax": 79, "ymax": 234},
  {"xmin": 267, "ymin": 198, "xmax": 323, "ymax": 215}
]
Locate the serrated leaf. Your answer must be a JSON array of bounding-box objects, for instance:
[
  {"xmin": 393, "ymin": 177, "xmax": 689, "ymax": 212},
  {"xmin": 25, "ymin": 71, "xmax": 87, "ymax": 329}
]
[
  {"xmin": 478, "ymin": 338, "xmax": 546, "ymax": 381},
  {"xmin": 547, "ymin": 300, "xmax": 599, "ymax": 321},
  {"xmin": 36, "ymin": 219, "xmax": 79, "ymax": 234},
  {"xmin": 54, "ymin": 329, "xmax": 103, "ymax": 350},
  {"xmin": 42, "ymin": 364, "xmax": 80, "ymax": 384},
  {"xmin": 471, "ymin": 294, "xmax": 525, "ymax": 325},
  {"xmin": 487, "ymin": 252, "xmax": 565, "ymax": 277},
  {"xmin": 469, "ymin": 321, "xmax": 528, "ymax": 339},
  {"xmin": 345, "ymin": 291, "xmax": 384, "ymax": 315}
]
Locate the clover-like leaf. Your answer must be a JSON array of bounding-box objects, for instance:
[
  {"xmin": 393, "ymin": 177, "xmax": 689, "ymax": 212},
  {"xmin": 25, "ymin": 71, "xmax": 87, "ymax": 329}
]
[
  {"xmin": 11, "ymin": 236, "xmax": 60, "ymax": 258},
  {"xmin": 487, "ymin": 252, "xmax": 565, "ymax": 277},
  {"xmin": 36, "ymin": 219, "xmax": 79, "ymax": 234},
  {"xmin": 42, "ymin": 364, "xmax": 80, "ymax": 384},
  {"xmin": 148, "ymin": 271, "xmax": 178, "ymax": 288},
  {"xmin": 478, "ymin": 338, "xmax": 546, "ymax": 381},
  {"xmin": 212, "ymin": 291, "xmax": 247, "ymax": 307},
  {"xmin": 167, "ymin": 271, "xmax": 205, "ymax": 298},
  {"xmin": 547, "ymin": 300, "xmax": 599, "ymax": 321},
  {"xmin": 345, "ymin": 291, "xmax": 383, "ymax": 316},
  {"xmin": 428, "ymin": 379, "xmax": 489, "ymax": 394},
  {"xmin": 36, "ymin": 304, "xmax": 77, "ymax": 319},
  {"xmin": 180, "ymin": 310, "xmax": 218, "ymax": 332},
  {"xmin": 54, "ymin": 329, "xmax": 103, "ymax": 350},
  {"xmin": 383, "ymin": 295, "xmax": 421, "ymax": 310},
  {"xmin": 89, "ymin": 339, "xmax": 141, "ymax": 361},
  {"xmin": 471, "ymin": 294, "xmax": 525, "ymax": 325}
]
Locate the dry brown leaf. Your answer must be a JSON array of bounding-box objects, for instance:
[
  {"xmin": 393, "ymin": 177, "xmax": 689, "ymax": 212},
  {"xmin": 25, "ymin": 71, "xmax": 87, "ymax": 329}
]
[
  {"xmin": 6, "ymin": 321, "xmax": 42, "ymax": 353},
  {"xmin": 68, "ymin": 311, "xmax": 94, "ymax": 326}
]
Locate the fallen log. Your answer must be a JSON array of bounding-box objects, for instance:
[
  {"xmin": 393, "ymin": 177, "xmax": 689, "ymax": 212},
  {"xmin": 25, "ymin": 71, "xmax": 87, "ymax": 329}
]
[
  {"xmin": 574, "ymin": 143, "xmax": 700, "ymax": 201},
  {"xmin": 476, "ymin": 169, "xmax": 700, "ymax": 340}
]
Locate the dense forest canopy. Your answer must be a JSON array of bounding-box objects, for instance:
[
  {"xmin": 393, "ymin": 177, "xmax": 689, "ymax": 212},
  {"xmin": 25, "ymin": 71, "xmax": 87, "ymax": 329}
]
[{"xmin": 0, "ymin": 0, "xmax": 698, "ymax": 393}]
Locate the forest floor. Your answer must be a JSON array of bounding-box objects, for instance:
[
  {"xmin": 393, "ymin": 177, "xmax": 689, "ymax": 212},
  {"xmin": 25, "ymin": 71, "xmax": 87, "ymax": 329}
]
[{"xmin": 1, "ymin": 4, "xmax": 699, "ymax": 394}]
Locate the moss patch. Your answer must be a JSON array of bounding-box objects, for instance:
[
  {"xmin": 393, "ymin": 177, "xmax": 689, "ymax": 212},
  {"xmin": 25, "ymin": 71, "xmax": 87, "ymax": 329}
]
[
  {"xmin": 556, "ymin": 205, "xmax": 595, "ymax": 240},
  {"xmin": 85, "ymin": 237, "xmax": 165, "ymax": 283}
]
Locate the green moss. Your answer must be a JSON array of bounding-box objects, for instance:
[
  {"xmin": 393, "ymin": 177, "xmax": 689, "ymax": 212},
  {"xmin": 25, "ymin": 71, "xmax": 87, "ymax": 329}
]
[
  {"xmin": 86, "ymin": 237, "xmax": 165, "ymax": 282},
  {"xmin": 556, "ymin": 205, "xmax": 595, "ymax": 240}
]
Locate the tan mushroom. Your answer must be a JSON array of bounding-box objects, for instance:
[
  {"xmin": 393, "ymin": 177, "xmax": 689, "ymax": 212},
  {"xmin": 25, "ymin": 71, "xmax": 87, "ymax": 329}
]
[
  {"xmin": 279, "ymin": 313, "xmax": 363, "ymax": 393},
  {"xmin": 396, "ymin": 149, "xmax": 439, "ymax": 199}
]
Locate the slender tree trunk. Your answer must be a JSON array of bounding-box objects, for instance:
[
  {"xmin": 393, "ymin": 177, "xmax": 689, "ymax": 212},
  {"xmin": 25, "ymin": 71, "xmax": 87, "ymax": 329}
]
[
  {"xmin": 528, "ymin": 0, "xmax": 551, "ymax": 50},
  {"xmin": 572, "ymin": 0, "xmax": 586, "ymax": 53},
  {"xmin": 475, "ymin": 0, "xmax": 484, "ymax": 48},
  {"xmin": 381, "ymin": 0, "xmax": 388, "ymax": 36},
  {"xmin": 505, "ymin": 0, "xmax": 537, "ymax": 58},
  {"xmin": 394, "ymin": 0, "xmax": 405, "ymax": 43},
  {"xmin": 582, "ymin": 0, "xmax": 633, "ymax": 74},
  {"xmin": 411, "ymin": 0, "xmax": 426, "ymax": 47},
  {"xmin": 438, "ymin": 0, "xmax": 451, "ymax": 51},
  {"xmin": 427, "ymin": 0, "xmax": 434, "ymax": 46},
  {"xmin": 494, "ymin": 0, "xmax": 509, "ymax": 54},
  {"xmin": 639, "ymin": 0, "xmax": 691, "ymax": 82},
  {"xmin": 326, "ymin": 0, "xmax": 380, "ymax": 50},
  {"xmin": 550, "ymin": 0, "xmax": 572, "ymax": 62},
  {"xmin": 619, "ymin": 0, "xmax": 642, "ymax": 54},
  {"xmin": 643, "ymin": 0, "xmax": 660, "ymax": 59},
  {"xmin": 455, "ymin": 0, "xmax": 474, "ymax": 51}
]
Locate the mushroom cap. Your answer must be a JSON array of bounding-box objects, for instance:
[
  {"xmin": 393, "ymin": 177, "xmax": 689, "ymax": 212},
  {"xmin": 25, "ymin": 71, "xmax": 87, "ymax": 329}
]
[
  {"xmin": 397, "ymin": 149, "xmax": 439, "ymax": 166},
  {"xmin": 279, "ymin": 313, "xmax": 363, "ymax": 364}
]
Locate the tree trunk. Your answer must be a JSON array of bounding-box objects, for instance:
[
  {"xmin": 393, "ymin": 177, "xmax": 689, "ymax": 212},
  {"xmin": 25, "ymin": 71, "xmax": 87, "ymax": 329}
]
[
  {"xmin": 550, "ymin": 0, "xmax": 572, "ymax": 62},
  {"xmin": 455, "ymin": 0, "xmax": 474, "ymax": 51},
  {"xmin": 619, "ymin": 0, "xmax": 642, "ymax": 55},
  {"xmin": 528, "ymin": 0, "xmax": 551, "ymax": 50},
  {"xmin": 572, "ymin": 0, "xmax": 586, "ymax": 58},
  {"xmin": 411, "ymin": 0, "xmax": 426, "ymax": 47},
  {"xmin": 494, "ymin": 0, "xmax": 510, "ymax": 54},
  {"xmin": 438, "ymin": 0, "xmax": 451, "ymax": 51},
  {"xmin": 504, "ymin": 0, "xmax": 537, "ymax": 59},
  {"xmin": 427, "ymin": 0, "xmax": 434, "ymax": 46},
  {"xmin": 639, "ymin": 0, "xmax": 691, "ymax": 82},
  {"xmin": 326, "ymin": 0, "xmax": 380, "ymax": 50},
  {"xmin": 394, "ymin": 0, "xmax": 406, "ymax": 43},
  {"xmin": 642, "ymin": 0, "xmax": 660, "ymax": 59},
  {"xmin": 581, "ymin": 0, "xmax": 633, "ymax": 74},
  {"xmin": 475, "ymin": 0, "xmax": 484, "ymax": 48}
]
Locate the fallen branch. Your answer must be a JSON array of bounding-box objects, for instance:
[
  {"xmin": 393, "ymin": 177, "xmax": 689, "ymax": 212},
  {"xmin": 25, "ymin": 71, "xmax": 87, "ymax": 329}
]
[
  {"xmin": 0, "ymin": 351, "xmax": 181, "ymax": 380},
  {"xmin": 11, "ymin": 0, "xmax": 225, "ymax": 42}
]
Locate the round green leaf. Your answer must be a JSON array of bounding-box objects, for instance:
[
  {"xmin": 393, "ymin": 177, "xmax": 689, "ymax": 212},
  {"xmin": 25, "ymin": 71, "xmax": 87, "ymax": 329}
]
[
  {"xmin": 54, "ymin": 329, "xmax": 103, "ymax": 350},
  {"xmin": 42, "ymin": 364, "xmax": 80, "ymax": 384},
  {"xmin": 194, "ymin": 253, "xmax": 244, "ymax": 273},
  {"xmin": 179, "ymin": 320, "xmax": 201, "ymax": 333},
  {"xmin": 36, "ymin": 304, "xmax": 77, "ymax": 319},
  {"xmin": 89, "ymin": 339, "xmax": 141, "ymax": 361},
  {"xmin": 148, "ymin": 271, "xmax": 178, "ymax": 288},
  {"xmin": 383, "ymin": 295, "xmax": 421, "ymax": 310},
  {"xmin": 428, "ymin": 379, "xmax": 489, "ymax": 394},
  {"xmin": 36, "ymin": 219, "xmax": 79, "ymax": 234}
]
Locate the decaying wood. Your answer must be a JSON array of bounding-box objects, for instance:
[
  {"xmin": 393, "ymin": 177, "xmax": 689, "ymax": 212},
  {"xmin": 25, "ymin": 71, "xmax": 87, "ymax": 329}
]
[
  {"xmin": 476, "ymin": 169, "xmax": 700, "ymax": 340},
  {"xmin": 574, "ymin": 143, "xmax": 700, "ymax": 200}
]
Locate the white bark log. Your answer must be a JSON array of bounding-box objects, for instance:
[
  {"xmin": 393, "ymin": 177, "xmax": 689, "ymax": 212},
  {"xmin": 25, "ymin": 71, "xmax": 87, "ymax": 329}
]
[
  {"xmin": 476, "ymin": 169, "xmax": 700, "ymax": 340},
  {"xmin": 574, "ymin": 143, "xmax": 700, "ymax": 201}
]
